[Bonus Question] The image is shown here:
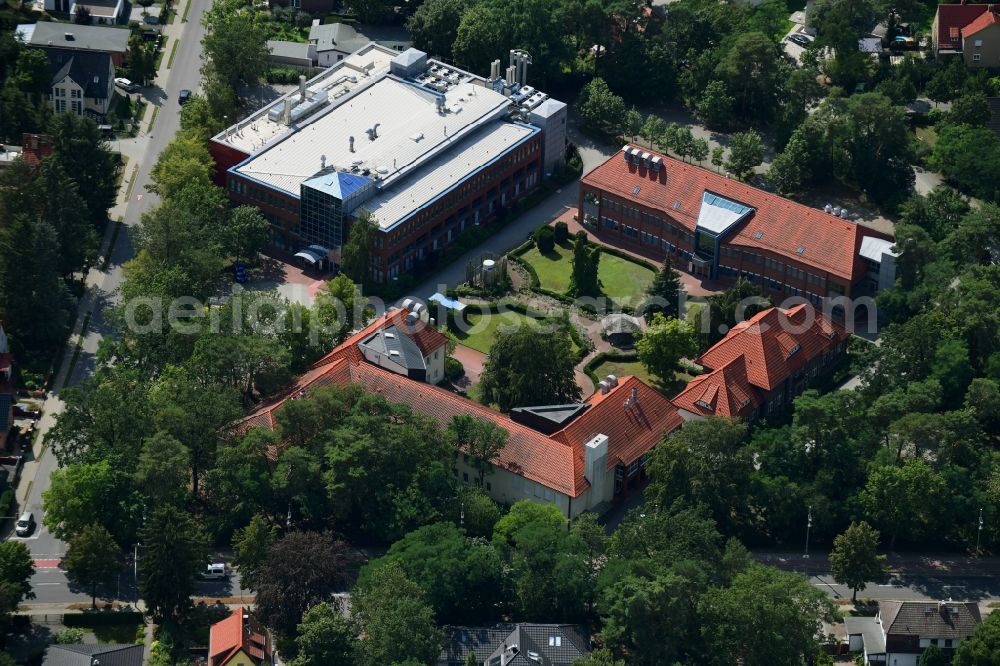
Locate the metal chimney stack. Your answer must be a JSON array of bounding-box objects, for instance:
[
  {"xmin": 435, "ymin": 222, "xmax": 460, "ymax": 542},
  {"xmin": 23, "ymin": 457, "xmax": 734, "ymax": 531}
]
[
  {"xmin": 490, "ymin": 59, "xmax": 501, "ymax": 80},
  {"xmin": 299, "ymin": 74, "xmax": 306, "ymax": 101},
  {"xmin": 505, "ymin": 65, "xmax": 518, "ymax": 86},
  {"xmin": 282, "ymin": 98, "xmax": 291, "ymax": 125}
]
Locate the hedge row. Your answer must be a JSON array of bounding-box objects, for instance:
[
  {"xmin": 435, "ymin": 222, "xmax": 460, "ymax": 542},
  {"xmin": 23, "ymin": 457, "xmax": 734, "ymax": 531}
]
[
  {"xmin": 583, "ymin": 351, "xmax": 639, "ymax": 387},
  {"xmin": 64, "ymin": 611, "xmax": 145, "ymax": 627}
]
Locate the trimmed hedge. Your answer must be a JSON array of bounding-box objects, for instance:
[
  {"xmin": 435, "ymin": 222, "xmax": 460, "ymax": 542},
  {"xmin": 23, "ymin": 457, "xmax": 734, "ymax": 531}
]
[
  {"xmin": 64, "ymin": 611, "xmax": 145, "ymax": 627},
  {"xmin": 583, "ymin": 351, "xmax": 639, "ymax": 386}
]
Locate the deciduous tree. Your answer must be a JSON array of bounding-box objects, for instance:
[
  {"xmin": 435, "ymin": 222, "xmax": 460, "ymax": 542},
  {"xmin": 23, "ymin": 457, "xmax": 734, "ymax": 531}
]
[
  {"xmin": 64, "ymin": 524, "xmax": 121, "ymax": 609},
  {"xmin": 724, "ymin": 130, "xmax": 764, "ymax": 180},
  {"xmin": 829, "ymin": 521, "xmax": 885, "ymax": 601},
  {"xmin": 636, "ymin": 314, "xmax": 698, "ymax": 381},
  {"xmin": 291, "ymin": 602, "xmax": 358, "ymax": 666},
  {"xmin": 480, "ymin": 325, "xmax": 581, "ymax": 410},
  {"xmin": 231, "ymin": 513, "xmax": 276, "ymax": 593},
  {"xmin": 255, "ymin": 531, "xmax": 359, "ymax": 636},
  {"xmin": 353, "ymin": 562, "xmax": 443, "ymax": 666}
]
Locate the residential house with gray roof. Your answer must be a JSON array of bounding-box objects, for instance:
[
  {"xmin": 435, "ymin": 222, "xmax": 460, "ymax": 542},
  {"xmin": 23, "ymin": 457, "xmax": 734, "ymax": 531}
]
[
  {"xmin": 846, "ymin": 600, "xmax": 982, "ymax": 666},
  {"xmin": 43, "ymin": 643, "xmax": 144, "ymax": 666},
  {"xmin": 439, "ymin": 624, "xmax": 590, "ymax": 666},
  {"xmin": 46, "ymin": 47, "xmax": 115, "ymax": 117},
  {"xmin": 22, "ymin": 21, "xmax": 130, "ymax": 66}
]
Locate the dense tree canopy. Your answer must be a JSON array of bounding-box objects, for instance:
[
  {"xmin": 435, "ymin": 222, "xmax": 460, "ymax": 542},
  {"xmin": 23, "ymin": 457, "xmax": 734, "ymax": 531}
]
[{"xmin": 479, "ymin": 325, "xmax": 581, "ymax": 410}]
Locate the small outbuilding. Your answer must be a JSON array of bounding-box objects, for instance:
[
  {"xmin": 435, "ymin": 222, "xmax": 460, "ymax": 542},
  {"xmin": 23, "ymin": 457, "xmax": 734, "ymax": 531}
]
[{"xmin": 601, "ymin": 313, "xmax": 642, "ymax": 348}]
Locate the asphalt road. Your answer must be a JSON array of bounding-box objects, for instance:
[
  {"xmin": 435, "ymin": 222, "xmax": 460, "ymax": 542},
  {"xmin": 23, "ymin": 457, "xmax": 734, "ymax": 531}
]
[
  {"xmin": 812, "ymin": 574, "xmax": 1000, "ymax": 602},
  {"xmin": 7, "ymin": 0, "xmax": 210, "ymax": 604}
]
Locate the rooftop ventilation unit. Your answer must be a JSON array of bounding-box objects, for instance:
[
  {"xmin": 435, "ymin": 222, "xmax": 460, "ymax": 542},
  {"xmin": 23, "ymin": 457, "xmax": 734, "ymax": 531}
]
[
  {"xmin": 64, "ymin": 32, "xmax": 74, "ymax": 40},
  {"xmin": 650, "ymin": 155, "xmax": 663, "ymax": 171},
  {"xmin": 839, "ymin": 208, "xmax": 849, "ymax": 219},
  {"xmin": 824, "ymin": 203, "xmax": 833, "ymax": 213},
  {"xmin": 606, "ymin": 374, "xmax": 618, "ymax": 387},
  {"xmin": 622, "ymin": 145, "xmax": 633, "ymax": 162},
  {"xmin": 641, "ymin": 152, "xmax": 651, "ymax": 166}
]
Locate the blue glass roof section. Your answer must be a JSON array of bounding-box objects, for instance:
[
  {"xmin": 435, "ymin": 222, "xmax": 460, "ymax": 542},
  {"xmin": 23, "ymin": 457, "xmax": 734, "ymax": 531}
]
[
  {"xmin": 696, "ymin": 191, "xmax": 754, "ymax": 236},
  {"xmin": 302, "ymin": 171, "xmax": 373, "ymax": 200}
]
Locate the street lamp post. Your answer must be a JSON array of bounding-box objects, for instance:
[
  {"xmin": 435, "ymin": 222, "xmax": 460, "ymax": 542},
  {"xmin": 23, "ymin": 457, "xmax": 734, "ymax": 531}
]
[
  {"xmin": 976, "ymin": 507, "xmax": 984, "ymax": 554},
  {"xmin": 804, "ymin": 505, "xmax": 813, "ymax": 559}
]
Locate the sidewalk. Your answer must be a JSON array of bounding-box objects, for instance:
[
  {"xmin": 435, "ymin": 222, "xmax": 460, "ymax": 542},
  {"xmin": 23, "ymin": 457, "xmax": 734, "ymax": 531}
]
[
  {"xmin": 12, "ymin": 0, "xmax": 196, "ymax": 514},
  {"xmin": 755, "ymin": 551, "xmax": 1000, "ymax": 577}
]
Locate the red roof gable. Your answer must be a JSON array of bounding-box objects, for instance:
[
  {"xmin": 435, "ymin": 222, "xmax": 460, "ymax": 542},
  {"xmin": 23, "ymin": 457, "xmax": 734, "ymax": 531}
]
[
  {"xmin": 672, "ymin": 356, "xmax": 762, "ymax": 418},
  {"xmin": 936, "ymin": 3, "xmax": 992, "ymax": 48},
  {"xmin": 962, "ymin": 9, "xmax": 999, "ymax": 35},
  {"xmin": 581, "ymin": 147, "xmax": 885, "ymax": 282},
  {"xmin": 695, "ymin": 304, "xmax": 847, "ymax": 392},
  {"xmin": 209, "ymin": 608, "xmax": 271, "ymax": 666},
  {"xmin": 552, "ymin": 376, "xmax": 683, "ymax": 481},
  {"xmin": 232, "ymin": 314, "xmax": 683, "ymax": 497}
]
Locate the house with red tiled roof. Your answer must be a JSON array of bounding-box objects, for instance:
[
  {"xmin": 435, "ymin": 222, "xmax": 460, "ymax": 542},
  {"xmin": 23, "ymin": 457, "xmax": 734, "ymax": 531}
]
[
  {"xmin": 232, "ymin": 303, "xmax": 683, "ymax": 516},
  {"xmin": 673, "ymin": 304, "xmax": 849, "ymax": 422},
  {"xmin": 932, "ymin": 3, "xmax": 1000, "ymax": 67},
  {"xmin": 208, "ymin": 607, "xmax": 272, "ymax": 666},
  {"xmin": 579, "ymin": 147, "xmax": 896, "ymax": 308}
]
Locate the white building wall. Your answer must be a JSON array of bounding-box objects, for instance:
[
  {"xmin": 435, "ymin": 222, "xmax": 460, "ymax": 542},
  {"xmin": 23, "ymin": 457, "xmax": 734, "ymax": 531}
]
[
  {"xmin": 423, "ymin": 345, "xmax": 446, "ymax": 385},
  {"xmin": 885, "ymin": 653, "xmax": 918, "ymax": 666},
  {"xmin": 453, "ymin": 432, "xmax": 617, "ymax": 519},
  {"xmin": 317, "ymin": 49, "xmax": 348, "ymax": 68}
]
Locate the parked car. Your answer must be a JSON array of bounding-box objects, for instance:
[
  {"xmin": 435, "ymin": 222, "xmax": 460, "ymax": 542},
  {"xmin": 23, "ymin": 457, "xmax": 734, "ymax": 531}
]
[
  {"xmin": 178, "ymin": 89, "xmax": 191, "ymax": 105},
  {"xmin": 15, "ymin": 511, "xmax": 34, "ymax": 537},
  {"xmin": 143, "ymin": 14, "xmax": 158, "ymax": 24},
  {"xmin": 787, "ymin": 33, "xmax": 812, "ymax": 47},
  {"xmin": 114, "ymin": 77, "xmax": 139, "ymax": 93},
  {"xmin": 202, "ymin": 563, "xmax": 227, "ymax": 580}
]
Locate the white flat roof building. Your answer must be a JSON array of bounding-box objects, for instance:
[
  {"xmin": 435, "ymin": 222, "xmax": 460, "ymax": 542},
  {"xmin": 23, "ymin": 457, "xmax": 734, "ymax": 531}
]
[
  {"xmin": 233, "ymin": 76, "xmax": 512, "ymax": 205},
  {"xmin": 214, "ymin": 44, "xmax": 566, "ymax": 278}
]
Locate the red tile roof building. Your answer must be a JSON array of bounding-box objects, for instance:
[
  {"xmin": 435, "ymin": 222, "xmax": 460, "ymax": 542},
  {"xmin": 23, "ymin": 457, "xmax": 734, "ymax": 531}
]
[
  {"xmin": 578, "ymin": 147, "xmax": 894, "ymax": 305},
  {"xmin": 673, "ymin": 304, "xmax": 849, "ymax": 421},
  {"xmin": 232, "ymin": 306, "xmax": 682, "ymax": 516},
  {"xmin": 932, "ymin": 4, "xmax": 1000, "ymax": 66},
  {"xmin": 208, "ymin": 607, "xmax": 272, "ymax": 666}
]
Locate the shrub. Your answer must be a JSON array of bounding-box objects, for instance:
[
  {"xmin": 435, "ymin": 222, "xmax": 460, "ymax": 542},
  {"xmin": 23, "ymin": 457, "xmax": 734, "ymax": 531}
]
[
  {"xmin": 0, "ymin": 489, "xmax": 13, "ymax": 518},
  {"xmin": 55, "ymin": 628, "xmax": 85, "ymax": 644},
  {"xmin": 553, "ymin": 221, "xmax": 569, "ymax": 244},
  {"xmin": 445, "ymin": 357, "xmax": 465, "ymax": 382},
  {"xmin": 534, "ymin": 225, "xmax": 555, "ymax": 253},
  {"xmin": 265, "ymin": 67, "xmax": 303, "ymax": 84}
]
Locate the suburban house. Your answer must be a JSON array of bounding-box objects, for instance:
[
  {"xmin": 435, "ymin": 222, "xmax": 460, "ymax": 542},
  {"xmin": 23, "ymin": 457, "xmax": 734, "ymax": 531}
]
[
  {"xmin": 672, "ymin": 304, "xmax": 849, "ymax": 422},
  {"xmin": 19, "ymin": 21, "xmax": 129, "ymax": 67},
  {"xmin": 0, "ymin": 323, "xmax": 12, "ymax": 452},
  {"xmin": 46, "ymin": 47, "xmax": 115, "ymax": 117},
  {"xmin": 846, "ymin": 600, "xmax": 982, "ymax": 666},
  {"xmin": 42, "ymin": 643, "xmax": 143, "ymax": 666},
  {"xmin": 439, "ymin": 624, "xmax": 590, "ymax": 666},
  {"xmin": 70, "ymin": 0, "xmax": 125, "ymax": 24},
  {"xmin": 232, "ymin": 302, "xmax": 683, "ymax": 518},
  {"xmin": 307, "ymin": 21, "xmax": 372, "ymax": 67},
  {"xmin": 305, "ymin": 21, "xmax": 411, "ymax": 67},
  {"xmin": 579, "ymin": 147, "xmax": 896, "ymax": 307},
  {"xmin": 208, "ymin": 607, "xmax": 273, "ymax": 666},
  {"xmin": 932, "ymin": 3, "xmax": 1000, "ymax": 66},
  {"xmin": 267, "ymin": 39, "xmax": 317, "ymax": 70}
]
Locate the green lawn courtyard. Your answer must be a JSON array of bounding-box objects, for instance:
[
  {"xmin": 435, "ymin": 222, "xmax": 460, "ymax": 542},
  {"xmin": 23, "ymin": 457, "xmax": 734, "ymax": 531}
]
[
  {"xmin": 449, "ymin": 308, "xmax": 581, "ymax": 356},
  {"xmin": 521, "ymin": 243, "xmax": 655, "ymax": 305},
  {"xmin": 590, "ymin": 357, "xmax": 696, "ymax": 397}
]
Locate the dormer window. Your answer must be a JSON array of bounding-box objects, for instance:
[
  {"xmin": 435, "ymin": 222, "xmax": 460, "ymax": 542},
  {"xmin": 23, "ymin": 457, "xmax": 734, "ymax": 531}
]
[
  {"xmin": 549, "ymin": 636, "xmax": 562, "ymax": 647},
  {"xmin": 786, "ymin": 343, "xmax": 801, "ymax": 358},
  {"xmin": 694, "ymin": 399, "xmax": 714, "ymax": 411}
]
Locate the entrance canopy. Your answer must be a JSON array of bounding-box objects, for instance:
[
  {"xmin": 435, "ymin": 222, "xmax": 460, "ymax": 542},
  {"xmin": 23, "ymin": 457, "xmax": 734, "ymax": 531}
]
[{"xmin": 294, "ymin": 244, "xmax": 330, "ymax": 265}]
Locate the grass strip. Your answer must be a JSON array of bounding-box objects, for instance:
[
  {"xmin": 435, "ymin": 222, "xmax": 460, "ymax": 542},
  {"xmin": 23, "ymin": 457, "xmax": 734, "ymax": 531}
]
[
  {"xmin": 148, "ymin": 105, "xmax": 159, "ymax": 133},
  {"xmin": 181, "ymin": 0, "xmax": 191, "ymax": 21},
  {"xmin": 167, "ymin": 38, "xmax": 179, "ymax": 69}
]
